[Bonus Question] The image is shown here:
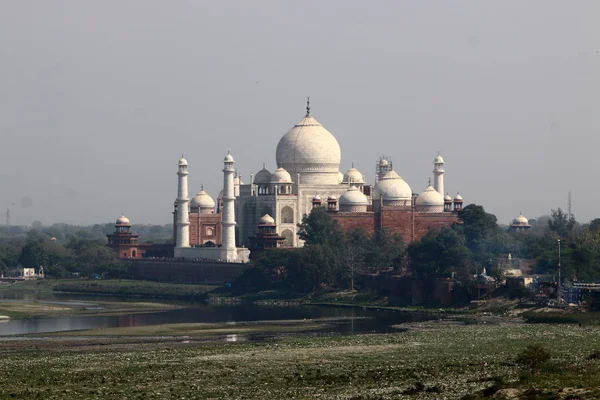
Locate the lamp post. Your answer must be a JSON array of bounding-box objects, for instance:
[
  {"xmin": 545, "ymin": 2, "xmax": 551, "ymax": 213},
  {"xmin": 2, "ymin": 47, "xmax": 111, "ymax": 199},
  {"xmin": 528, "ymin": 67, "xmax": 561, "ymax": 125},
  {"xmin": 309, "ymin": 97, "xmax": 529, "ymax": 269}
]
[{"xmin": 557, "ymin": 239, "xmax": 562, "ymax": 303}]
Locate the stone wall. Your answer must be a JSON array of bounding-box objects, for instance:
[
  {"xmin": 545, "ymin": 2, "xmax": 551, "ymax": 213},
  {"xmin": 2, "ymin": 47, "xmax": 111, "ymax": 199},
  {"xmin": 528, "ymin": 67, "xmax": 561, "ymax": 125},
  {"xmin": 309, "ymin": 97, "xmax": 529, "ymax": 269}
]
[
  {"xmin": 331, "ymin": 212, "xmax": 376, "ymax": 235},
  {"xmin": 131, "ymin": 259, "xmax": 248, "ymax": 284}
]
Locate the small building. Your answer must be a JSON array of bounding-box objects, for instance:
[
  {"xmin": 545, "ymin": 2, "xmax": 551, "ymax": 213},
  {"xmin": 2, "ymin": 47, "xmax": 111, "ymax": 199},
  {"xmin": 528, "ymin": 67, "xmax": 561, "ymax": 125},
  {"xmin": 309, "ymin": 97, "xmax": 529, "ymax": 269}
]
[
  {"xmin": 106, "ymin": 215, "xmax": 146, "ymax": 259},
  {"xmin": 510, "ymin": 214, "xmax": 531, "ymax": 232},
  {"xmin": 249, "ymin": 214, "xmax": 285, "ymax": 257}
]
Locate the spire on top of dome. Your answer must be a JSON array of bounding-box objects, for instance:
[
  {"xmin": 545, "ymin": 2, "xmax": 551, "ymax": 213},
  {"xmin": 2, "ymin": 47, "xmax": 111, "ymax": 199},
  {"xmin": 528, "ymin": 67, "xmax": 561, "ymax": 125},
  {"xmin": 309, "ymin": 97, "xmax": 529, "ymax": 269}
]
[{"xmin": 306, "ymin": 96, "xmax": 310, "ymax": 117}]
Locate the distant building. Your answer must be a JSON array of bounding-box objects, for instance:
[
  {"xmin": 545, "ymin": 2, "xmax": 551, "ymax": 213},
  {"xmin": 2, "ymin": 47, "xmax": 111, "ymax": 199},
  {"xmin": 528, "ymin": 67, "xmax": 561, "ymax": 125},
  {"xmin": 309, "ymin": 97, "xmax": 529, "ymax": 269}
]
[{"xmin": 510, "ymin": 214, "xmax": 531, "ymax": 232}]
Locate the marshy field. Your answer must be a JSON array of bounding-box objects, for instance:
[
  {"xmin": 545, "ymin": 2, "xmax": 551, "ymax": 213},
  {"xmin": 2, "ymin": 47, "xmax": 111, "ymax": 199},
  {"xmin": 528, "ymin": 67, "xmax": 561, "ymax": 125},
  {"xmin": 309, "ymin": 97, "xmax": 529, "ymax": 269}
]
[{"xmin": 2, "ymin": 320, "xmax": 600, "ymax": 399}]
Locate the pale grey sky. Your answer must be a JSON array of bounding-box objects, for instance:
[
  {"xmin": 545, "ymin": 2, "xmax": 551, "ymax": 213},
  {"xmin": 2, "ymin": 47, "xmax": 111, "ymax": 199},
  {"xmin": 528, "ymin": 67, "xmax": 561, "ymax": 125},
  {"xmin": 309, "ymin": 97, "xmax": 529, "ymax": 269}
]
[{"xmin": 1, "ymin": 1, "xmax": 599, "ymax": 226}]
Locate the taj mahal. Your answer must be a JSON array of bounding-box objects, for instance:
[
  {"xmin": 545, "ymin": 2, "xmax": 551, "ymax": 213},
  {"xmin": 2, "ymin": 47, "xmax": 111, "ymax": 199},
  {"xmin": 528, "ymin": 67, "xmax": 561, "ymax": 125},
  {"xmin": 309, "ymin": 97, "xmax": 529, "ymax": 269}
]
[{"xmin": 171, "ymin": 100, "xmax": 465, "ymax": 263}]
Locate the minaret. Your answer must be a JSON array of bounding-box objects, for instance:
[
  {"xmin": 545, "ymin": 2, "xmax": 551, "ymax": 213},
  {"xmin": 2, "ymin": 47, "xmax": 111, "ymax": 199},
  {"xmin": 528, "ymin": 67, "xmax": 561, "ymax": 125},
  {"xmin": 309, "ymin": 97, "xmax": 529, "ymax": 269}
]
[
  {"xmin": 176, "ymin": 155, "xmax": 190, "ymax": 248},
  {"xmin": 433, "ymin": 153, "xmax": 445, "ymax": 196},
  {"xmin": 221, "ymin": 152, "xmax": 236, "ymax": 249}
]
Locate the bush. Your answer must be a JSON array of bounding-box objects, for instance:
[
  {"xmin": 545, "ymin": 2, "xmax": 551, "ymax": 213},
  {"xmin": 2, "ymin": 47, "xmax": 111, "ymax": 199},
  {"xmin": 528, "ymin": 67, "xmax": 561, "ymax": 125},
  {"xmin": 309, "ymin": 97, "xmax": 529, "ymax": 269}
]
[{"xmin": 516, "ymin": 344, "xmax": 551, "ymax": 373}]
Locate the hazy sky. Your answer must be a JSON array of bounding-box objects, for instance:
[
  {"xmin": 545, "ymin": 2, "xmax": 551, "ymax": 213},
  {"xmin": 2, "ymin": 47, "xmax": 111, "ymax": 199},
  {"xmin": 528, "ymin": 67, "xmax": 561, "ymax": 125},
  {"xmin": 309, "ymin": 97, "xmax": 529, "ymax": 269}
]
[{"xmin": 1, "ymin": 1, "xmax": 599, "ymax": 226}]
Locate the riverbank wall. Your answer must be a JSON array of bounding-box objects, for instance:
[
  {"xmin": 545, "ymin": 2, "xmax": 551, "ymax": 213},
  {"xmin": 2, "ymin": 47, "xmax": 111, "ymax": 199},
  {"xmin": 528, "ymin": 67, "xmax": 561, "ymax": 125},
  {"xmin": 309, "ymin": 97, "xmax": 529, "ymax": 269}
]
[{"xmin": 130, "ymin": 259, "xmax": 248, "ymax": 284}]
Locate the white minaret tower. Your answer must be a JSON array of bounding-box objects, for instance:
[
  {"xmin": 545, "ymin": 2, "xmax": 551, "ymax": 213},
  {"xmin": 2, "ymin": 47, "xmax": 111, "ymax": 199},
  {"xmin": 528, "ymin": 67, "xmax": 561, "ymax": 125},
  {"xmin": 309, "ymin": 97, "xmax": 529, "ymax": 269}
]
[
  {"xmin": 176, "ymin": 155, "xmax": 190, "ymax": 248},
  {"xmin": 433, "ymin": 153, "xmax": 445, "ymax": 196},
  {"xmin": 221, "ymin": 152, "xmax": 236, "ymax": 250}
]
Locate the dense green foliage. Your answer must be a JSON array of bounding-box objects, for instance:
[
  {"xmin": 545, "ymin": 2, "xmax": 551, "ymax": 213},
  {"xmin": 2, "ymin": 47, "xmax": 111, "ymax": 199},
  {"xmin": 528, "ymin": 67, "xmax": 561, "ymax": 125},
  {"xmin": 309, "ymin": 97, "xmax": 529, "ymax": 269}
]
[
  {"xmin": 0, "ymin": 222, "xmax": 172, "ymax": 278},
  {"xmin": 240, "ymin": 203, "xmax": 600, "ymax": 295}
]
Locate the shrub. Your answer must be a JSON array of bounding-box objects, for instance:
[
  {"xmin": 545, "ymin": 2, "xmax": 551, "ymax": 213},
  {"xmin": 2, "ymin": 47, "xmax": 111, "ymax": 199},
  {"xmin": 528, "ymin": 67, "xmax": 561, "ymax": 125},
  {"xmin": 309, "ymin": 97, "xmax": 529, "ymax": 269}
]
[{"xmin": 516, "ymin": 344, "xmax": 551, "ymax": 373}]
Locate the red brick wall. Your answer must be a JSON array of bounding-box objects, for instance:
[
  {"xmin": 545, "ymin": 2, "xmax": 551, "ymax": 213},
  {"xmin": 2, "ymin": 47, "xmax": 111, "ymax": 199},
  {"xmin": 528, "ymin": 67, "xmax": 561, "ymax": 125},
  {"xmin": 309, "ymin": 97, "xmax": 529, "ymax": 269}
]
[
  {"xmin": 331, "ymin": 209, "xmax": 458, "ymax": 243},
  {"xmin": 189, "ymin": 213, "xmax": 222, "ymax": 246},
  {"xmin": 331, "ymin": 212, "xmax": 376, "ymax": 235}
]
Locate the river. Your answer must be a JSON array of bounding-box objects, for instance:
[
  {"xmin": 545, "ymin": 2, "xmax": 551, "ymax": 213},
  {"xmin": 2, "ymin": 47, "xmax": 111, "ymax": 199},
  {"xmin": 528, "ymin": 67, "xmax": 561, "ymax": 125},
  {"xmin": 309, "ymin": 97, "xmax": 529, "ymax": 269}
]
[{"xmin": 0, "ymin": 291, "xmax": 437, "ymax": 337}]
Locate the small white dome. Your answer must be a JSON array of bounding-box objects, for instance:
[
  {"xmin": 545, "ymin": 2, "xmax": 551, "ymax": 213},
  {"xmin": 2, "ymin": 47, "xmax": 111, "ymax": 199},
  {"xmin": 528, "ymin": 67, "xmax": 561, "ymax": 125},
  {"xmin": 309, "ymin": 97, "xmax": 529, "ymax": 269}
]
[
  {"xmin": 312, "ymin": 195, "xmax": 322, "ymax": 201},
  {"xmin": 373, "ymin": 170, "xmax": 412, "ymax": 203},
  {"xmin": 254, "ymin": 167, "xmax": 272, "ymax": 184},
  {"xmin": 444, "ymin": 193, "xmax": 453, "ymax": 202},
  {"xmin": 178, "ymin": 156, "xmax": 188, "ymax": 166},
  {"xmin": 512, "ymin": 214, "xmax": 529, "ymax": 226},
  {"xmin": 343, "ymin": 167, "xmax": 364, "ymax": 184},
  {"xmin": 379, "ymin": 159, "xmax": 389, "ymax": 166},
  {"xmin": 116, "ymin": 215, "xmax": 130, "ymax": 225},
  {"xmin": 434, "ymin": 155, "xmax": 445, "ymax": 164},
  {"xmin": 339, "ymin": 186, "xmax": 368, "ymax": 206},
  {"xmin": 328, "ymin": 195, "xmax": 337, "ymax": 201},
  {"xmin": 190, "ymin": 190, "xmax": 215, "ymax": 209},
  {"xmin": 259, "ymin": 214, "xmax": 275, "ymax": 225},
  {"xmin": 271, "ymin": 167, "xmax": 292, "ymax": 183},
  {"xmin": 224, "ymin": 153, "xmax": 234, "ymax": 162},
  {"xmin": 416, "ymin": 186, "xmax": 444, "ymax": 207},
  {"xmin": 454, "ymin": 193, "xmax": 463, "ymax": 201}
]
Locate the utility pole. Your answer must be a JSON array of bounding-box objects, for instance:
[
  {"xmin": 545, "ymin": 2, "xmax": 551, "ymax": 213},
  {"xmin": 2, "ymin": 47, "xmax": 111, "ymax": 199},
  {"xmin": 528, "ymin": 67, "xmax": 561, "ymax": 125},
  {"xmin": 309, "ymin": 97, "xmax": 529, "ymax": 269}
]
[{"xmin": 557, "ymin": 239, "xmax": 562, "ymax": 303}]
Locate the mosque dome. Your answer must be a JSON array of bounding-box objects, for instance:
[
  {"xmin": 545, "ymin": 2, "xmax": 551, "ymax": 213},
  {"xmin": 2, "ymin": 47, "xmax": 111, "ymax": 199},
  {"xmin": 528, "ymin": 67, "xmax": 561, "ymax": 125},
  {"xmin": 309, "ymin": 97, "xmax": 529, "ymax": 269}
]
[
  {"xmin": 224, "ymin": 153, "xmax": 234, "ymax": 162},
  {"xmin": 271, "ymin": 167, "xmax": 292, "ymax": 183},
  {"xmin": 454, "ymin": 193, "xmax": 463, "ymax": 201},
  {"xmin": 190, "ymin": 190, "xmax": 215, "ymax": 212},
  {"xmin": 312, "ymin": 195, "xmax": 322, "ymax": 202},
  {"xmin": 512, "ymin": 214, "xmax": 529, "ymax": 226},
  {"xmin": 379, "ymin": 159, "xmax": 389, "ymax": 167},
  {"xmin": 340, "ymin": 186, "xmax": 368, "ymax": 206},
  {"xmin": 416, "ymin": 186, "xmax": 444, "ymax": 212},
  {"xmin": 373, "ymin": 170, "xmax": 412, "ymax": 205},
  {"xmin": 116, "ymin": 215, "xmax": 130, "ymax": 225},
  {"xmin": 259, "ymin": 214, "xmax": 275, "ymax": 225},
  {"xmin": 434, "ymin": 155, "xmax": 445, "ymax": 163},
  {"xmin": 178, "ymin": 156, "xmax": 188, "ymax": 166},
  {"xmin": 328, "ymin": 195, "xmax": 337, "ymax": 201},
  {"xmin": 343, "ymin": 167, "xmax": 364, "ymax": 184},
  {"xmin": 254, "ymin": 167, "xmax": 272, "ymax": 184},
  {"xmin": 275, "ymin": 109, "xmax": 341, "ymax": 185},
  {"xmin": 444, "ymin": 193, "xmax": 453, "ymax": 202}
]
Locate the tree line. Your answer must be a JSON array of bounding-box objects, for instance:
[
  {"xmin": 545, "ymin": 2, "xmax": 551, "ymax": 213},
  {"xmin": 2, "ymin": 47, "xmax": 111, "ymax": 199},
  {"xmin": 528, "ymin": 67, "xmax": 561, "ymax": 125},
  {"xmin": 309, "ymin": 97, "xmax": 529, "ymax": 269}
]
[{"xmin": 238, "ymin": 204, "xmax": 600, "ymax": 293}]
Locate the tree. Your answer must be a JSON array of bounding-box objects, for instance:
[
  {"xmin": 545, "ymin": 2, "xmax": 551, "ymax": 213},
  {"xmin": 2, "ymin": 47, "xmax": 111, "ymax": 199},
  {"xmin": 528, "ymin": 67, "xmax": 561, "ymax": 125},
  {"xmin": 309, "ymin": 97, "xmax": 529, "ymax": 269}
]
[
  {"xmin": 408, "ymin": 227, "xmax": 474, "ymax": 277},
  {"xmin": 366, "ymin": 229, "xmax": 406, "ymax": 272},
  {"xmin": 297, "ymin": 207, "xmax": 345, "ymax": 248},
  {"xmin": 548, "ymin": 207, "xmax": 576, "ymax": 238},
  {"xmin": 457, "ymin": 204, "xmax": 499, "ymax": 250}
]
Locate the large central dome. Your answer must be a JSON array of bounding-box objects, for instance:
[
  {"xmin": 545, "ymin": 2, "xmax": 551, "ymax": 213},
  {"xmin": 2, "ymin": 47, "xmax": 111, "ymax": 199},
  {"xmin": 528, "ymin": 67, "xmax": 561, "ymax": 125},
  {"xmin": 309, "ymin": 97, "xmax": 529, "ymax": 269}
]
[{"xmin": 276, "ymin": 111, "xmax": 341, "ymax": 185}]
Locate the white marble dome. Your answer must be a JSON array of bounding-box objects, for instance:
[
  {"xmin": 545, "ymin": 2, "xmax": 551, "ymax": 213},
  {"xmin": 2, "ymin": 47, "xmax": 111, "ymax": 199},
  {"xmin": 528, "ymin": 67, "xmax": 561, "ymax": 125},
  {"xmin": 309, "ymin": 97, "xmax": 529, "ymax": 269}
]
[
  {"xmin": 271, "ymin": 167, "xmax": 292, "ymax": 183},
  {"xmin": 434, "ymin": 155, "xmax": 444, "ymax": 163},
  {"xmin": 416, "ymin": 186, "xmax": 444, "ymax": 212},
  {"xmin": 373, "ymin": 170, "xmax": 412, "ymax": 206},
  {"xmin": 116, "ymin": 215, "xmax": 130, "ymax": 225},
  {"xmin": 454, "ymin": 193, "xmax": 463, "ymax": 201},
  {"xmin": 512, "ymin": 214, "xmax": 529, "ymax": 226},
  {"xmin": 343, "ymin": 167, "xmax": 364, "ymax": 184},
  {"xmin": 340, "ymin": 186, "xmax": 368, "ymax": 205},
  {"xmin": 224, "ymin": 153, "xmax": 234, "ymax": 162},
  {"xmin": 444, "ymin": 193, "xmax": 453, "ymax": 202},
  {"xmin": 190, "ymin": 190, "xmax": 215, "ymax": 212},
  {"xmin": 178, "ymin": 156, "xmax": 188, "ymax": 166},
  {"xmin": 259, "ymin": 214, "xmax": 275, "ymax": 225},
  {"xmin": 339, "ymin": 186, "xmax": 368, "ymax": 212},
  {"xmin": 275, "ymin": 113, "xmax": 341, "ymax": 185},
  {"xmin": 254, "ymin": 167, "xmax": 272, "ymax": 184}
]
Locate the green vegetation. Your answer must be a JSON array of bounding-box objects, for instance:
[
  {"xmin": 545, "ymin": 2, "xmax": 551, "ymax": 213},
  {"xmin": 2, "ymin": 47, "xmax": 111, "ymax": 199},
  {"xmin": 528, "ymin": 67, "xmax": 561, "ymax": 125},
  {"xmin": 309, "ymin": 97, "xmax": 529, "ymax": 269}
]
[
  {"xmin": 53, "ymin": 279, "xmax": 216, "ymax": 301},
  {"xmin": 3, "ymin": 322, "xmax": 600, "ymax": 399},
  {"xmin": 0, "ymin": 300, "xmax": 178, "ymax": 319}
]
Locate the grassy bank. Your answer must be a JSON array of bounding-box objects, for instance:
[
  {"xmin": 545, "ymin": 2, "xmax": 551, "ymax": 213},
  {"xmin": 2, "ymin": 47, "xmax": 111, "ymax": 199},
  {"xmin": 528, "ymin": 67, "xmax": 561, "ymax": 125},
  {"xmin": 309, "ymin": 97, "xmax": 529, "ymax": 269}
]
[
  {"xmin": 0, "ymin": 300, "xmax": 180, "ymax": 319},
  {"xmin": 0, "ymin": 279, "xmax": 218, "ymax": 301},
  {"xmin": 2, "ymin": 322, "xmax": 600, "ymax": 399}
]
